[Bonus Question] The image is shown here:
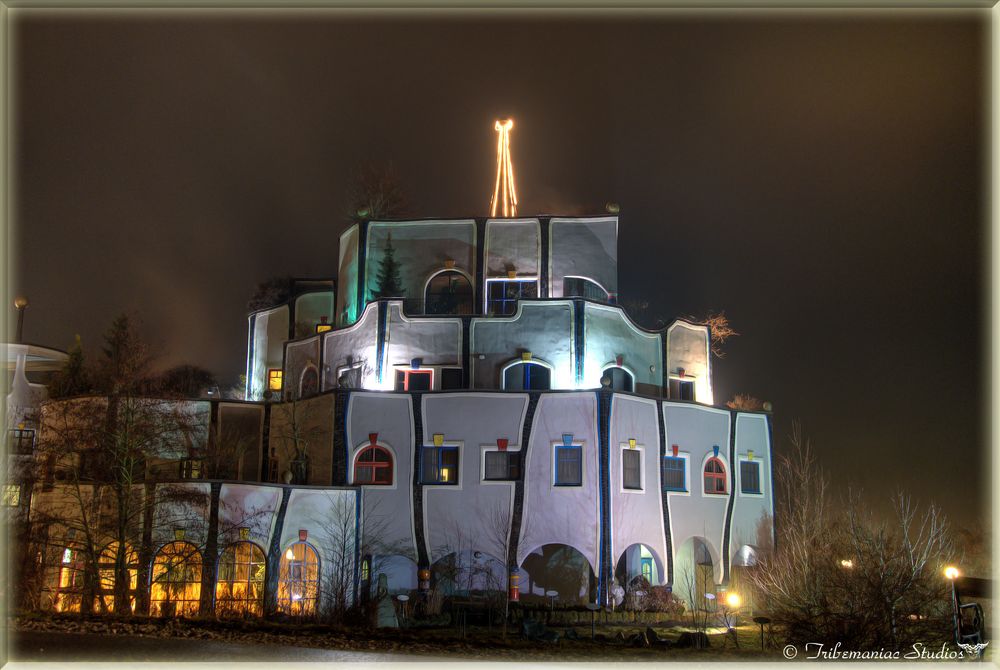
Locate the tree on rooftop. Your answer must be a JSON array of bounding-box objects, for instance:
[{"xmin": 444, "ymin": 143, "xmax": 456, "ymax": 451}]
[
  {"xmin": 48, "ymin": 335, "xmax": 91, "ymax": 399},
  {"xmin": 247, "ymin": 275, "xmax": 294, "ymax": 312},
  {"xmin": 347, "ymin": 161, "xmax": 409, "ymax": 224},
  {"xmin": 373, "ymin": 235, "xmax": 404, "ymax": 299}
]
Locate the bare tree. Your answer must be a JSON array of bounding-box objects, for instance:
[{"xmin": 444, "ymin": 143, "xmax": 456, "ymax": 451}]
[
  {"xmin": 685, "ymin": 310, "xmax": 739, "ymax": 359},
  {"xmin": 347, "ymin": 161, "xmax": 409, "ymax": 224},
  {"xmin": 726, "ymin": 394, "xmax": 766, "ymax": 411}
]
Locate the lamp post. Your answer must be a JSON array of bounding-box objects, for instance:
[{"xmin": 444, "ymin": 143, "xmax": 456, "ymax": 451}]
[
  {"xmin": 14, "ymin": 296, "xmax": 27, "ymax": 343},
  {"xmin": 724, "ymin": 592, "xmax": 742, "ymax": 648}
]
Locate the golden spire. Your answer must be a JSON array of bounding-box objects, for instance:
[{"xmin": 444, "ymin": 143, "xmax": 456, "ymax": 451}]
[{"xmin": 490, "ymin": 119, "xmax": 518, "ymax": 218}]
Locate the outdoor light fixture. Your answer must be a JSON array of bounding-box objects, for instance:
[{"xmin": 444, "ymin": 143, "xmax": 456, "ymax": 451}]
[
  {"xmin": 726, "ymin": 592, "xmax": 742, "ymax": 608},
  {"xmin": 285, "ymin": 548, "xmax": 295, "ymax": 560},
  {"xmin": 840, "ymin": 559, "xmax": 854, "ymax": 569},
  {"xmin": 944, "ymin": 566, "xmax": 960, "ymax": 580}
]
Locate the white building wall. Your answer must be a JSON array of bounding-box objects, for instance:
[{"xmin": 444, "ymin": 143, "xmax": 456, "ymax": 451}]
[
  {"xmin": 608, "ymin": 395, "xmax": 667, "ymax": 585},
  {"xmin": 517, "ymin": 393, "xmax": 600, "ymax": 574},
  {"xmin": 665, "ymin": 321, "xmax": 713, "ymax": 405},
  {"xmin": 582, "ymin": 304, "xmax": 662, "ymax": 391},
  {"xmin": 469, "ymin": 301, "xmax": 576, "ymax": 390},
  {"xmin": 485, "ymin": 219, "xmax": 540, "ymax": 278},
  {"xmin": 284, "ymin": 337, "xmax": 321, "ymax": 400},
  {"xmin": 384, "ymin": 302, "xmax": 463, "ymax": 369},
  {"xmin": 730, "ymin": 413, "xmax": 774, "ymax": 562},
  {"xmin": 321, "ymin": 302, "xmax": 380, "ymax": 391},
  {"xmin": 346, "ymin": 393, "xmax": 416, "ymax": 561},
  {"xmin": 421, "ymin": 394, "xmax": 529, "ymax": 565},
  {"xmin": 549, "ymin": 217, "xmax": 618, "ymax": 300},
  {"xmin": 337, "ymin": 225, "xmax": 359, "ymax": 326},
  {"xmin": 662, "ymin": 403, "xmax": 731, "ymax": 587},
  {"xmin": 218, "ymin": 483, "xmax": 282, "ymax": 549},
  {"xmin": 249, "ymin": 305, "xmax": 290, "ymax": 400}
]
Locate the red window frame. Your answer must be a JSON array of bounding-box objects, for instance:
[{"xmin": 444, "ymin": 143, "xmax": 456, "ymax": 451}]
[
  {"xmin": 397, "ymin": 369, "xmax": 433, "ymax": 391},
  {"xmin": 354, "ymin": 445, "xmax": 393, "ymax": 485},
  {"xmin": 703, "ymin": 457, "xmax": 727, "ymax": 494}
]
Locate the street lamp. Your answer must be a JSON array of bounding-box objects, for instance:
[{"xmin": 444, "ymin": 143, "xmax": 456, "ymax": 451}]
[
  {"xmin": 721, "ymin": 591, "xmax": 742, "ymax": 648},
  {"xmin": 944, "ymin": 566, "xmax": 960, "ymax": 580},
  {"xmin": 840, "ymin": 559, "xmax": 854, "ymax": 569},
  {"xmin": 13, "ymin": 296, "xmax": 27, "ymax": 343}
]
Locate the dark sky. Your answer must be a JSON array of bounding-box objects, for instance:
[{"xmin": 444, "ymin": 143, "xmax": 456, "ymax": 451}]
[{"xmin": 12, "ymin": 11, "xmax": 989, "ymax": 525}]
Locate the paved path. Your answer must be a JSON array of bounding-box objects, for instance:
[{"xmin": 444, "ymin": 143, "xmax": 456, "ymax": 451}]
[{"xmin": 9, "ymin": 630, "xmax": 449, "ymax": 663}]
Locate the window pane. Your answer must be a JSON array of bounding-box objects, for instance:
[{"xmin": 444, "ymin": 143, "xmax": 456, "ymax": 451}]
[
  {"xmin": 524, "ymin": 364, "xmax": 551, "ymax": 391},
  {"xmin": 662, "ymin": 457, "xmax": 686, "ymax": 491},
  {"xmin": 556, "ymin": 446, "xmax": 582, "ymax": 485},
  {"xmin": 484, "ymin": 451, "xmax": 508, "ymax": 480},
  {"xmin": 421, "ymin": 448, "xmax": 437, "ymax": 482},
  {"xmin": 441, "ymin": 368, "xmax": 464, "ymax": 390},
  {"xmin": 407, "ymin": 371, "xmax": 432, "ymax": 391},
  {"xmin": 740, "ymin": 461, "xmax": 760, "ymax": 493},
  {"xmin": 623, "ymin": 449, "xmax": 641, "ymax": 489}
]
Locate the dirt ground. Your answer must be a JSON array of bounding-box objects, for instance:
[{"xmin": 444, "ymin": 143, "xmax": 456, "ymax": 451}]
[{"xmin": 11, "ymin": 612, "xmax": 781, "ymax": 661}]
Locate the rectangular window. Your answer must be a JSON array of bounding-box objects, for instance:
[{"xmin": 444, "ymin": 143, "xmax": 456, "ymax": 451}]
[
  {"xmin": 266, "ymin": 448, "xmax": 279, "ymax": 483},
  {"xmin": 484, "ymin": 451, "xmax": 520, "ymax": 481},
  {"xmin": 555, "ymin": 445, "xmax": 582, "ymax": 486},
  {"xmin": 421, "ymin": 446, "xmax": 458, "ymax": 484},
  {"xmin": 740, "ymin": 461, "xmax": 761, "ymax": 494},
  {"xmin": 180, "ymin": 459, "xmax": 202, "ymax": 480},
  {"xmin": 622, "ymin": 449, "xmax": 642, "ymax": 490},
  {"xmin": 395, "ymin": 370, "xmax": 433, "ymax": 391},
  {"xmin": 441, "ymin": 368, "xmax": 464, "ymax": 390},
  {"xmin": 9, "ymin": 429, "xmax": 35, "ymax": 455},
  {"xmin": 3, "ymin": 484, "xmax": 20, "ymax": 507},
  {"xmin": 669, "ymin": 379, "xmax": 695, "ymax": 401},
  {"xmin": 268, "ymin": 369, "xmax": 283, "ymax": 391},
  {"xmin": 662, "ymin": 456, "xmax": 686, "ymax": 492},
  {"xmin": 487, "ymin": 280, "xmax": 537, "ymax": 316}
]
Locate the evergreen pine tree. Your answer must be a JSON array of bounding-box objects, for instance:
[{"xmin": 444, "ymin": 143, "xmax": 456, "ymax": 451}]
[{"xmin": 374, "ymin": 234, "xmax": 404, "ymax": 298}]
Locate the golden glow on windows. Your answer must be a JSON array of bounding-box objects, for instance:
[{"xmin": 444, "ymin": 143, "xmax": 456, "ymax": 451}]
[
  {"xmin": 216, "ymin": 541, "xmax": 266, "ymax": 618},
  {"xmin": 150, "ymin": 541, "xmax": 203, "ymax": 617},
  {"xmin": 490, "ymin": 119, "xmax": 518, "ymax": 218},
  {"xmin": 268, "ymin": 369, "xmax": 283, "ymax": 391},
  {"xmin": 95, "ymin": 542, "xmax": 139, "ymax": 613},
  {"xmin": 3, "ymin": 484, "xmax": 19, "ymax": 506},
  {"xmin": 278, "ymin": 542, "xmax": 320, "ymax": 616}
]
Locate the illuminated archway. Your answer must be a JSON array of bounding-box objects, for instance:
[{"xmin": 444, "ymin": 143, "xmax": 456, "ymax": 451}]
[
  {"xmin": 95, "ymin": 542, "xmax": 139, "ymax": 613},
  {"xmin": 278, "ymin": 541, "xmax": 320, "ymax": 616},
  {"xmin": 215, "ymin": 541, "xmax": 266, "ymax": 617},
  {"xmin": 150, "ymin": 541, "xmax": 203, "ymax": 617}
]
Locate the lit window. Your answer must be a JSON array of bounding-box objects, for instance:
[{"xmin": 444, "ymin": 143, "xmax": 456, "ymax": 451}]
[
  {"xmin": 421, "ymin": 446, "xmax": 458, "ymax": 484},
  {"xmin": 487, "ymin": 279, "xmax": 537, "ymax": 316},
  {"xmin": 9, "ymin": 428, "xmax": 35, "ymax": 455},
  {"xmin": 354, "ymin": 445, "xmax": 393, "ymax": 485},
  {"xmin": 555, "ymin": 444, "xmax": 582, "ymax": 486},
  {"xmin": 180, "ymin": 459, "xmax": 202, "ymax": 480},
  {"xmin": 361, "ymin": 557, "xmax": 371, "ymax": 582},
  {"xmin": 94, "ymin": 542, "xmax": 138, "ymax": 614},
  {"xmin": 502, "ymin": 362, "xmax": 550, "ymax": 391},
  {"xmin": 704, "ymin": 457, "xmax": 727, "ymax": 495},
  {"xmin": 484, "ymin": 450, "xmax": 520, "ymax": 481},
  {"xmin": 3, "ymin": 484, "xmax": 20, "ymax": 506},
  {"xmin": 52, "ymin": 545, "xmax": 85, "ymax": 613},
  {"xmin": 622, "ymin": 449, "xmax": 641, "ymax": 490},
  {"xmin": 278, "ymin": 541, "xmax": 320, "ymax": 616},
  {"xmin": 396, "ymin": 369, "xmax": 433, "ymax": 391},
  {"xmin": 150, "ymin": 541, "xmax": 203, "ymax": 617},
  {"xmin": 740, "ymin": 461, "xmax": 761, "ymax": 494},
  {"xmin": 216, "ymin": 541, "xmax": 266, "ymax": 618},
  {"xmin": 315, "ymin": 317, "xmax": 333, "ymax": 334},
  {"xmin": 268, "ymin": 369, "xmax": 283, "ymax": 391},
  {"xmin": 662, "ymin": 456, "xmax": 686, "ymax": 492}
]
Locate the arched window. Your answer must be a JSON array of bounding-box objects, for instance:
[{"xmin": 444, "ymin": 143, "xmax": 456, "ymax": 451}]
[
  {"xmin": 563, "ymin": 276, "xmax": 609, "ymax": 301},
  {"xmin": 278, "ymin": 541, "xmax": 320, "ymax": 616},
  {"xmin": 703, "ymin": 458, "xmax": 727, "ymax": 495},
  {"xmin": 51, "ymin": 545, "xmax": 85, "ymax": 612},
  {"xmin": 502, "ymin": 362, "xmax": 551, "ymax": 391},
  {"xmin": 95, "ymin": 542, "xmax": 138, "ymax": 613},
  {"xmin": 354, "ymin": 445, "xmax": 393, "ymax": 485},
  {"xmin": 425, "ymin": 270, "xmax": 473, "ymax": 315},
  {"xmin": 216, "ymin": 541, "xmax": 266, "ymax": 617},
  {"xmin": 150, "ymin": 541, "xmax": 203, "ymax": 617},
  {"xmin": 299, "ymin": 365, "xmax": 319, "ymax": 398},
  {"xmin": 603, "ymin": 367, "xmax": 634, "ymax": 392}
]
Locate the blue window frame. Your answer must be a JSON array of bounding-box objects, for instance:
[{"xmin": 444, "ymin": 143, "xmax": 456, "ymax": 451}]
[
  {"xmin": 421, "ymin": 446, "xmax": 458, "ymax": 484},
  {"xmin": 487, "ymin": 280, "xmax": 537, "ymax": 316},
  {"xmin": 740, "ymin": 460, "xmax": 761, "ymax": 494},
  {"xmin": 662, "ymin": 456, "xmax": 686, "ymax": 492},
  {"xmin": 555, "ymin": 445, "xmax": 582, "ymax": 486},
  {"xmin": 504, "ymin": 362, "xmax": 551, "ymax": 391}
]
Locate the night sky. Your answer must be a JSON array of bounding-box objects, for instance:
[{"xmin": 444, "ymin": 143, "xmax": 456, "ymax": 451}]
[{"xmin": 11, "ymin": 11, "xmax": 989, "ymax": 525}]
